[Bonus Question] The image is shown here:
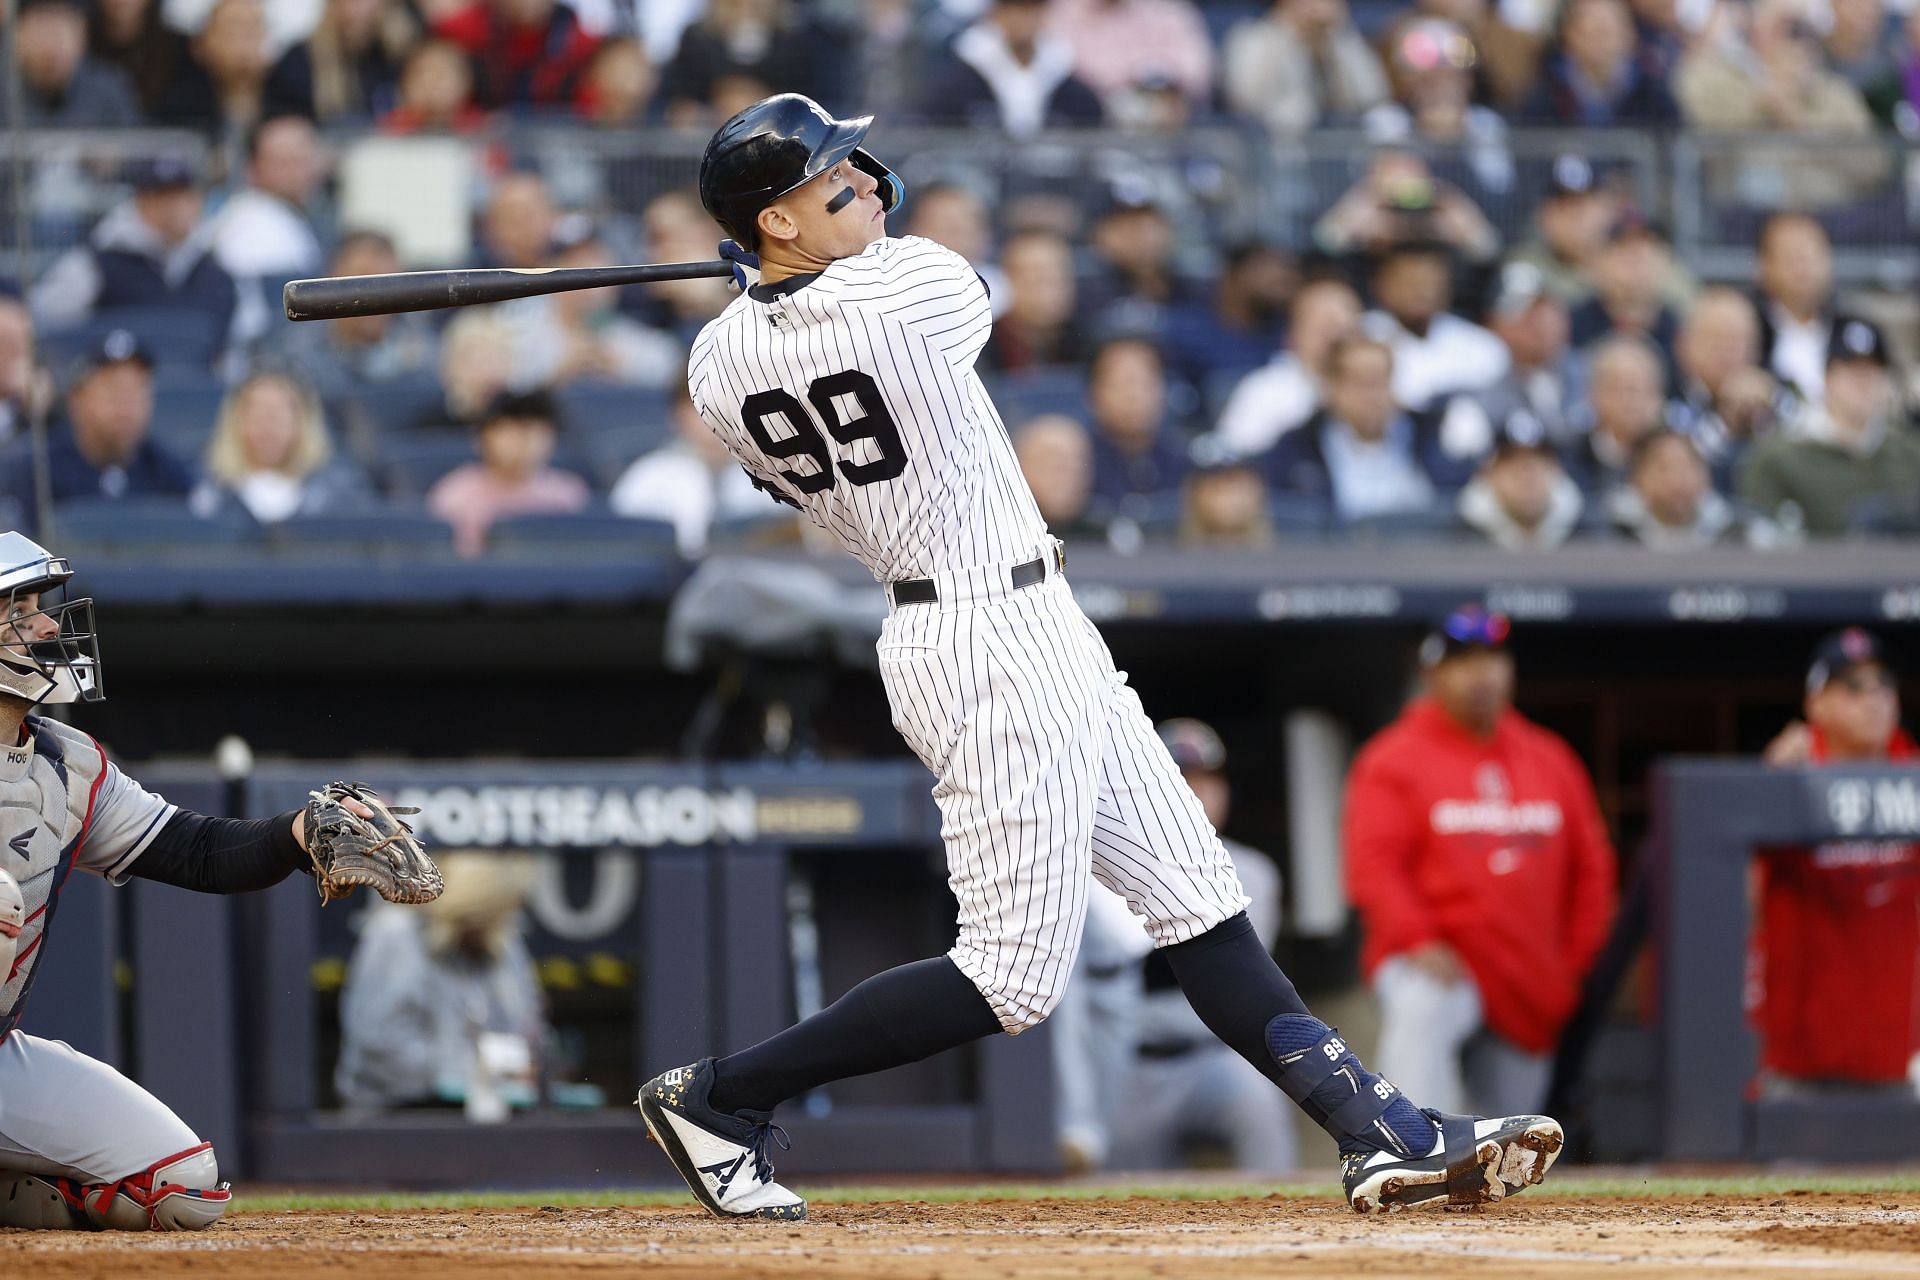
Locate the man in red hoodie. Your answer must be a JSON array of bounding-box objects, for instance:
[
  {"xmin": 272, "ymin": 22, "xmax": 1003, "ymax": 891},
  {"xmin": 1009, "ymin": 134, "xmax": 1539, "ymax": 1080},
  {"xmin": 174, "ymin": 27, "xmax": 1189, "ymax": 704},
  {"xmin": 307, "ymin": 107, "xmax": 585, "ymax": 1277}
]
[
  {"xmin": 1344, "ymin": 605, "xmax": 1618, "ymax": 1116},
  {"xmin": 1754, "ymin": 627, "xmax": 1919, "ymax": 1091}
]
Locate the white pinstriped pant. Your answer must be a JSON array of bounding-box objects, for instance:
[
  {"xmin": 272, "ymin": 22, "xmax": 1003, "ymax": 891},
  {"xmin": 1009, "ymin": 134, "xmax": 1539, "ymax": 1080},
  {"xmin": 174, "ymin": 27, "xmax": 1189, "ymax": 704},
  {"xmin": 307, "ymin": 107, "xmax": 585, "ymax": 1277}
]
[{"xmin": 878, "ymin": 563, "xmax": 1249, "ymax": 1032}]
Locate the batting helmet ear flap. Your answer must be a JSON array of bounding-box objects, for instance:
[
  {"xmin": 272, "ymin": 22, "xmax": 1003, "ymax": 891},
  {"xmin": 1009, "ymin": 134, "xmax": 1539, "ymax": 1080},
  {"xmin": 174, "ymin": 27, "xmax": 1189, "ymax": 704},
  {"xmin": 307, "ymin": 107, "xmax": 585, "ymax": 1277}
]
[{"xmin": 849, "ymin": 149, "xmax": 905, "ymax": 213}]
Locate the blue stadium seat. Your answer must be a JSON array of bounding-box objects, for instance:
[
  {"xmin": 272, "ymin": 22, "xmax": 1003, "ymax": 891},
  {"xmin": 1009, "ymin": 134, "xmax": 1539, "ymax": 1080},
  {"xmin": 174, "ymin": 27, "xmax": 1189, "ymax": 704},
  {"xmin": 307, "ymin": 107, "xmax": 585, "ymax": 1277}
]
[
  {"xmin": 52, "ymin": 496, "xmax": 261, "ymax": 552},
  {"xmin": 39, "ymin": 310, "xmax": 226, "ymax": 374},
  {"xmin": 1342, "ymin": 506, "xmax": 1464, "ymax": 540},
  {"xmin": 1268, "ymin": 493, "xmax": 1333, "ymax": 536},
  {"xmin": 148, "ymin": 377, "xmax": 230, "ymax": 460},
  {"xmin": 270, "ymin": 508, "xmax": 455, "ymax": 555},
  {"xmin": 489, "ymin": 510, "xmax": 679, "ymax": 558},
  {"xmin": 334, "ymin": 376, "xmax": 448, "ymax": 439},
  {"xmin": 380, "ymin": 433, "xmax": 476, "ymax": 498},
  {"xmin": 988, "ymin": 369, "xmax": 1089, "ymax": 426},
  {"xmin": 557, "ymin": 382, "xmax": 671, "ymax": 442}
]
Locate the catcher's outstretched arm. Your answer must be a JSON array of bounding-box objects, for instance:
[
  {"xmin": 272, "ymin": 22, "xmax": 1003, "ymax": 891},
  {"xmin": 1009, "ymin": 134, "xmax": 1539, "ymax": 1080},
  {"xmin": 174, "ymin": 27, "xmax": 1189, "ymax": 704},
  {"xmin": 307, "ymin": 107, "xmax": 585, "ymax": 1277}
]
[{"xmin": 127, "ymin": 810, "xmax": 313, "ymax": 894}]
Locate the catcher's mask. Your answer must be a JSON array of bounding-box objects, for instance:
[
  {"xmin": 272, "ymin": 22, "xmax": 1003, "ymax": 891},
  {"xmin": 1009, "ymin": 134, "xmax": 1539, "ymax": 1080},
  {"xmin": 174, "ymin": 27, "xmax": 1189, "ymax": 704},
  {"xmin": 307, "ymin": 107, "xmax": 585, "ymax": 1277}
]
[{"xmin": 0, "ymin": 531, "xmax": 103, "ymax": 707}]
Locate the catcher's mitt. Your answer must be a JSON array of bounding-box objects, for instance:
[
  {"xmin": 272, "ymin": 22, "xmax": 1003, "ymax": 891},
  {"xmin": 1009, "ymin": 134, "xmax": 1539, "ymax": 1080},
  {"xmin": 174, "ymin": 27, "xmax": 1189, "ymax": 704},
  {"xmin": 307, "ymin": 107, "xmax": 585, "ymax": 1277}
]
[{"xmin": 303, "ymin": 781, "xmax": 444, "ymax": 906}]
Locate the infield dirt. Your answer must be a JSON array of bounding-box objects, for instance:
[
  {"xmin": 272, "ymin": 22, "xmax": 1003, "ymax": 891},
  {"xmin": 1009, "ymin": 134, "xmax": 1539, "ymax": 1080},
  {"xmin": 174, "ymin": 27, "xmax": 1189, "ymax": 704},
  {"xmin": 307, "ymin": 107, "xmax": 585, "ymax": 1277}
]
[{"xmin": 7, "ymin": 1192, "xmax": 1920, "ymax": 1278}]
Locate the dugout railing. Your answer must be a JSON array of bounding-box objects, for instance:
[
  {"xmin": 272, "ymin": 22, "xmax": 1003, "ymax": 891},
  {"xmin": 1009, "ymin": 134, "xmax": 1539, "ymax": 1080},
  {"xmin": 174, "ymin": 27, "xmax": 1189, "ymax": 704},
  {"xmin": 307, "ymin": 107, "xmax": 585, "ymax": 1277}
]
[{"xmin": 1649, "ymin": 759, "xmax": 1920, "ymax": 1162}]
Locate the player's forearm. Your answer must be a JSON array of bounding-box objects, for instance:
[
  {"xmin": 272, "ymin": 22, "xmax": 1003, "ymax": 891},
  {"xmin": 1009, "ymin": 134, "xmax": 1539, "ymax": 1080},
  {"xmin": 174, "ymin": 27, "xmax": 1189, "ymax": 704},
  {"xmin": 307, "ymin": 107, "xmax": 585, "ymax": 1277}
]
[{"xmin": 126, "ymin": 810, "xmax": 312, "ymax": 894}]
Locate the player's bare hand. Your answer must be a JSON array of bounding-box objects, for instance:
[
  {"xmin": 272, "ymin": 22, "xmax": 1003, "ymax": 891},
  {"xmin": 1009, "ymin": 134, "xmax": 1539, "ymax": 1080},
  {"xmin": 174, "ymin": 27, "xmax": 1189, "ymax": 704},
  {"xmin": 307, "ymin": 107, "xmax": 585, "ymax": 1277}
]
[
  {"xmin": 1763, "ymin": 720, "xmax": 1814, "ymax": 767},
  {"xmin": 1401, "ymin": 940, "xmax": 1465, "ymax": 984},
  {"xmin": 289, "ymin": 794, "xmax": 377, "ymax": 852}
]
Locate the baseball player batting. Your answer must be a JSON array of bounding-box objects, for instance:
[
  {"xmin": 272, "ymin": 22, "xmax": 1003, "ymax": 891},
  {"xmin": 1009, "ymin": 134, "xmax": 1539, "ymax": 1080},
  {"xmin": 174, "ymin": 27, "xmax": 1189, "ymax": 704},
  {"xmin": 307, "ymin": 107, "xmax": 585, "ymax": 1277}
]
[
  {"xmin": 636, "ymin": 94, "xmax": 1563, "ymax": 1219},
  {"xmin": 0, "ymin": 531, "xmax": 442, "ymax": 1231}
]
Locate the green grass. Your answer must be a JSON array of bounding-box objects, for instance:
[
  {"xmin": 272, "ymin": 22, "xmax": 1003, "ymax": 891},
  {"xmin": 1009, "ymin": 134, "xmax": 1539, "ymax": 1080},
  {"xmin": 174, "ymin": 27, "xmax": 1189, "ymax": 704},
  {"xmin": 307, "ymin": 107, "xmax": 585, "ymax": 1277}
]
[{"xmin": 235, "ymin": 1172, "xmax": 1920, "ymax": 1214}]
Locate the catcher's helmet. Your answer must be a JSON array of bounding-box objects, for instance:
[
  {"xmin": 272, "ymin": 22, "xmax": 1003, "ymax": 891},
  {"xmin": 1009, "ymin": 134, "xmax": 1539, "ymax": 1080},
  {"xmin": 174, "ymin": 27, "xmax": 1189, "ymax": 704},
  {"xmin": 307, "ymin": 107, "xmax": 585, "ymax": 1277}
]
[
  {"xmin": 698, "ymin": 94, "xmax": 904, "ymax": 248},
  {"xmin": 0, "ymin": 531, "xmax": 102, "ymax": 706}
]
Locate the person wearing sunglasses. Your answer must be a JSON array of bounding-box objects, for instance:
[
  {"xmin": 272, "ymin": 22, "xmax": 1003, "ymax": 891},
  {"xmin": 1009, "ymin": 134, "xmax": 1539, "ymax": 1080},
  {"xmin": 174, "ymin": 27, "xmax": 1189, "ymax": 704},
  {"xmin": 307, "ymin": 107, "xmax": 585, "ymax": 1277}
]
[
  {"xmin": 1343, "ymin": 604, "xmax": 1619, "ymax": 1119},
  {"xmin": 1755, "ymin": 628, "xmax": 1920, "ymax": 1094}
]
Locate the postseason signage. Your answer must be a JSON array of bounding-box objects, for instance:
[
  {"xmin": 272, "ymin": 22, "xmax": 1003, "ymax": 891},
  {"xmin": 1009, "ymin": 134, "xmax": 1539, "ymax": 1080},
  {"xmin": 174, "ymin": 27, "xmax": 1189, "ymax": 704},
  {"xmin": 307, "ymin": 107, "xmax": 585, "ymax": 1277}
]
[{"xmin": 249, "ymin": 762, "xmax": 940, "ymax": 850}]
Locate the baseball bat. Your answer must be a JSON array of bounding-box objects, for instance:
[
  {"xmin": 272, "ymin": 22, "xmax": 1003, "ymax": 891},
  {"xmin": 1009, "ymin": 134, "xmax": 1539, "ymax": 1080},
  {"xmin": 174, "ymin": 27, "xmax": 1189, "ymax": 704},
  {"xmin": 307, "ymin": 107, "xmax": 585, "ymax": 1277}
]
[{"xmin": 283, "ymin": 260, "xmax": 734, "ymax": 322}]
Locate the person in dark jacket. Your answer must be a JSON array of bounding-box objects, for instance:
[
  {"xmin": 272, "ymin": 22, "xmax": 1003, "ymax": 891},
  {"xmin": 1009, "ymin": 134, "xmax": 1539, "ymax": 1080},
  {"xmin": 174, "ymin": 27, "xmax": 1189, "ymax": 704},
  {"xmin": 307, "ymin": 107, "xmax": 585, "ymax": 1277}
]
[
  {"xmin": 2, "ymin": 0, "xmax": 141, "ymax": 127},
  {"xmin": 29, "ymin": 156, "xmax": 239, "ymax": 366},
  {"xmin": 924, "ymin": 0, "xmax": 1105, "ymax": 135},
  {"xmin": 1261, "ymin": 334, "xmax": 1472, "ymax": 522},
  {"xmin": 1085, "ymin": 336, "xmax": 1191, "ymax": 511},
  {"xmin": 1521, "ymin": 0, "xmax": 1678, "ymax": 126},
  {"xmin": 0, "ymin": 332, "xmax": 195, "ymax": 524}
]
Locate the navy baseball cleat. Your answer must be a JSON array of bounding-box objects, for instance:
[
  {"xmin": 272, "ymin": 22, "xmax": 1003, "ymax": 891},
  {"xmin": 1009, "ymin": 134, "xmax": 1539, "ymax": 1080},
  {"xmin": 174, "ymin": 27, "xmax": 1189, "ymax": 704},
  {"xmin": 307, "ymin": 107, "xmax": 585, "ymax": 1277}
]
[
  {"xmin": 636, "ymin": 1059, "xmax": 807, "ymax": 1221},
  {"xmin": 1342, "ymin": 1111, "xmax": 1563, "ymax": 1214}
]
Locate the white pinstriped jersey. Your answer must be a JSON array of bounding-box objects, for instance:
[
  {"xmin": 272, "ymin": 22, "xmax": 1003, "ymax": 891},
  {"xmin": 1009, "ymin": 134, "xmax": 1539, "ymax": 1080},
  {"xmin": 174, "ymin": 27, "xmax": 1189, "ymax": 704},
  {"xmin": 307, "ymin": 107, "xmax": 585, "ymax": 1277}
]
[{"xmin": 687, "ymin": 236, "xmax": 1049, "ymax": 582}]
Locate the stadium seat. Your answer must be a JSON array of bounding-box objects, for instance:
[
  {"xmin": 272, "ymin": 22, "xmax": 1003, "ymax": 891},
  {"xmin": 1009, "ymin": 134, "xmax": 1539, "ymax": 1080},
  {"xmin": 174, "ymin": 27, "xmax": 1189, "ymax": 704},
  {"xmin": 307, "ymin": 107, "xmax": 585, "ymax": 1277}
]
[
  {"xmin": 39, "ymin": 309, "xmax": 226, "ymax": 374},
  {"xmin": 557, "ymin": 382, "xmax": 670, "ymax": 441},
  {"xmin": 989, "ymin": 369, "xmax": 1089, "ymax": 426},
  {"xmin": 1268, "ymin": 493, "xmax": 1333, "ymax": 536},
  {"xmin": 380, "ymin": 433, "xmax": 476, "ymax": 498},
  {"xmin": 1342, "ymin": 506, "xmax": 1465, "ymax": 541},
  {"xmin": 271, "ymin": 508, "xmax": 455, "ymax": 555},
  {"xmin": 489, "ymin": 510, "xmax": 679, "ymax": 559},
  {"xmin": 52, "ymin": 496, "xmax": 261, "ymax": 552},
  {"xmin": 148, "ymin": 377, "xmax": 230, "ymax": 460}
]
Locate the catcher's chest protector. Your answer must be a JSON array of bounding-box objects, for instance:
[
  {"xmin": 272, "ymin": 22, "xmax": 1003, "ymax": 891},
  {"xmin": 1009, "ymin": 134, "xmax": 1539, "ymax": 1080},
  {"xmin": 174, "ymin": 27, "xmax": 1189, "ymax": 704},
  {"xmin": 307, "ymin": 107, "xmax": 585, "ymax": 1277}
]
[{"xmin": 0, "ymin": 718, "xmax": 104, "ymax": 1038}]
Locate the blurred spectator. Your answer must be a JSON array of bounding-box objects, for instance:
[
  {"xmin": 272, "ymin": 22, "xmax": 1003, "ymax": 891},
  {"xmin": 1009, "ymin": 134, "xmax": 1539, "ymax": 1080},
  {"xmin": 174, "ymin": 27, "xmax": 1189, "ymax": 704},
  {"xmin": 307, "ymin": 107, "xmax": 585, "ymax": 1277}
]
[
  {"xmin": 1740, "ymin": 317, "xmax": 1920, "ymax": 537},
  {"xmin": 1364, "ymin": 21, "xmax": 1515, "ymax": 202},
  {"xmin": 0, "ymin": 293, "xmax": 53, "ymax": 450},
  {"xmin": 1470, "ymin": 261, "xmax": 1583, "ymax": 448},
  {"xmin": 90, "ymin": 0, "xmax": 191, "ymax": 117},
  {"xmin": 1671, "ymin": 286, "xmax": 1784, "ymax": 482},
  {"xmin": 0, "ymin": 331, "xmax": 195, "ymax": 522},
  {"xmin": 926, "ymin": 0, "xmax": 1104, "ymax": 136},
  {"xmin": 1608, "ymin": 427, "xmax": 1767, "ymax": 548},
  {"xmin": 1263, "ymin": 334, "xmax": 1468, "ymax": 521},
  {"xmin": 576, "ymin": 36, "xmax": 656, "ymax": 126},
  {"xmin": 1627, "ymin": 0, "xmax": 1688, "ymax": 84},
  {"xmin": 1316, "ymin": 151, "xmax": 1501, "ymax": 267},
  {"xmin": 432, "ymin": 0, "xmax": 600, "ymax": 112},
  {"xmin": 1345, "ymin": 605, "xmax": 1618, "ymax": 1116},
  {"xmin": 266, "ymin": 0, "xmax": 417, "ymax": 122},
  {"xmin": 629, "ymin": 190, "xmax": 733, "ymax": 342},
  {"xmin": 1086, "ymin": 337, "xmax": 1189, "ymax": 509},
  {"xmin": 1522, "ymin": 0, "xmax": 1677, "ymax": 126},
  {"xmin": 1505, "ymin": 155, "xmax": 1615, "ymax": 307},
  {"xmin": 191, "ymin": 370, "xmax": 370, "ymax": 523},
  {"xmin": 32, "ymin": 156, "xmax": 239, "ymax": 357},
  {"xmin": 1823, "ymin": 0, "xmax": 1902, "ymax": 120},
  {"xmin": 1081, "ymin": 185, "xmax": 1194, "ymax": 335},
  {"xmin": 1014, "ymin": 413, "xmax": 1109, "ymax": 544},
  {"xmin": 211, "ymin": 115, "xmax": 328, "ymax": 280},
  {"xmin": 153, "ymin": 0, "xmax": 273, "ymax": 136},
  {"xmin": 472, "ymin": 218, "xmax": 680, "ymax": 390},
  {"xmin": 1214, "ymin": 278, "xmax": 1361, "ymax": 459},
  {"xmin": 419, "ymin": 314, "xmax": 516, "ymax": 430},
  {"xmin": 1161, "ymin": 243, "xmax": 1295, "ymax": 390},
  {"xmin": 1359, "ymin": 241, "xmax": 1509, "ymax": 412},
  {"xmin": 478, "ymin": 171, "xmax": 556, "ymax": 270},
  {"xmin": 1222, "ymin": 0, "xmax": 1388, "ymax": 137},
  {"xmin": 1108, "ymin": 719, "xmax": 1295, "ymax": 1174},
  {"xmin": 1563, "ymin": 334, "xmax": 1671, "ymax": 495},
  {"xmin": 1568, "ymin": 217, "xmax": 1682, "ymax": 371},
  {"xmin": 381, "ymin": 36, "xmax": 489, "ymax": 133},
  {"xmin": 1754, "ymin": 213, "xmax": 1839, "ymax": 404},
  {"xmin": 985, "ymin": 229, "xmax": 1086, "ymax": 373},
  {"xmin": 661, "ymin": 0, "xmax": 842, "ymax": 126},
  {"xmin": 1754, "ymin": 629, "xmax": 1919, "ymax": 1093},
  {"xmin": 274, "ymin": 230, "xmax": 439, "ymax": 398},
  {"xmin": 1678, "ymin": 0, "xmax": 1872, "ymax": 134},
  {"xmin": 1050, "ymin": 0, "xmax": 1214, "ymax": 115},
  {"xmin": 905, "ymin": 183, "xmax": 1005, "ymax": 308},
  {"xmin": 3, "ymin": 0, "xmax": 141, "ymax": 127},
  {"xmin": 1178, "ymin": 459, "xmax": 1273, "ymax": 548},
  {"xmin": 427, "ymin": 389, "xmax": 590, "ymax": 556},
  {"xmin": 1902, "ymin": 10, "xmax": 1920, "ymax": 130},
  {"xmin": 1456, "ymin": 413, "xmax": 1585, "ymax": 549},
  {"xmin": 1388, "ymin": 0, "xmax": 1544, "ymax": 107},
  {"xmin": 610, "ymin": 374, "xmax": 766, "ymax": 556},
  {"xmin": 335, "ymin": 852, "xmax": 549, "ymax": 1112}
]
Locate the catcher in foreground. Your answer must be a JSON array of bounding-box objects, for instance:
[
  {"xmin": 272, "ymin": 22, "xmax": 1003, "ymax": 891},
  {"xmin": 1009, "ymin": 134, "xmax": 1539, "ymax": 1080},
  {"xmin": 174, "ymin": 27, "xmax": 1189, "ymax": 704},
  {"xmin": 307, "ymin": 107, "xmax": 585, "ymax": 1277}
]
[{"xmin": 0, "ymin": 531, "xmax": 441, "ymax": 1232}]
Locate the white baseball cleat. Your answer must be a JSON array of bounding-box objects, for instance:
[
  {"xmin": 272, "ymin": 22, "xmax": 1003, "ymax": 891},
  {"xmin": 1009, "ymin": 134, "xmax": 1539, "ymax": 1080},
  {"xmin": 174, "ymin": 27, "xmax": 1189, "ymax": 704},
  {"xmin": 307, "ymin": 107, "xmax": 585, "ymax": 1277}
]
[
  {"xmin": 636, "ymin": 1058, "xmax": 807, "ymax": 1221},
  {"xmin": 1343, "ymin": 1111, "xmax": 1563, "ymax": 1214}
]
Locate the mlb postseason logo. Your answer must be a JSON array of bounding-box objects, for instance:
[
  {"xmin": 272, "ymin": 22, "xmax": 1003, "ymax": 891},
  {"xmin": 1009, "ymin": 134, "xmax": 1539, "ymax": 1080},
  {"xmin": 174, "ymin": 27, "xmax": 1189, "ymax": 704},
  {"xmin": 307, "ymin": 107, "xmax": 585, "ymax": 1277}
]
[{"xmin": 1822, "ymin": 775, "xmax": 1920, "ymax": 838}]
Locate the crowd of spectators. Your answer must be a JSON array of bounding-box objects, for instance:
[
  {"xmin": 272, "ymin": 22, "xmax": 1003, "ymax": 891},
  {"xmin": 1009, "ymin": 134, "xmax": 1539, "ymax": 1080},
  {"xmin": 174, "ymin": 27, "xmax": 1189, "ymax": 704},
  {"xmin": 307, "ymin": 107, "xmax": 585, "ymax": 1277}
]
[{"xmin": 3, "ymin": 0, "xmax": 1919, "ymax": 557}]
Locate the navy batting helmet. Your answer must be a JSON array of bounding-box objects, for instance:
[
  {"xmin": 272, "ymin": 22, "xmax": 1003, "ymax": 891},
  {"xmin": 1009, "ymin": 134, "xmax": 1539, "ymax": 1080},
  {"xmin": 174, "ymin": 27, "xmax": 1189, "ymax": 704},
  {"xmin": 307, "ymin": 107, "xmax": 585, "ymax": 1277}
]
[{"xmin": 697, "ymin": 94, "xmax": 904, "ymax": 248}]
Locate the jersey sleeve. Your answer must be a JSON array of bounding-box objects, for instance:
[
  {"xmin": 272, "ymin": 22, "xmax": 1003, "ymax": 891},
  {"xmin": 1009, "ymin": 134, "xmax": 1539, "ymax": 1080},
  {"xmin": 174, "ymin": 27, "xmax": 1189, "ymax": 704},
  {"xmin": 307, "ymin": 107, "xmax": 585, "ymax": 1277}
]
[
  {"xmin": 854, "ymin": 237, "xmax": 994, "ymax": 372},
  {"xmin": 78, "ymin": 760, "xmax": 179, "ymax": 884}
]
